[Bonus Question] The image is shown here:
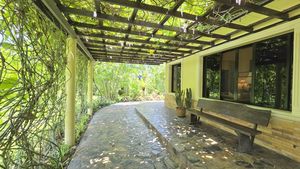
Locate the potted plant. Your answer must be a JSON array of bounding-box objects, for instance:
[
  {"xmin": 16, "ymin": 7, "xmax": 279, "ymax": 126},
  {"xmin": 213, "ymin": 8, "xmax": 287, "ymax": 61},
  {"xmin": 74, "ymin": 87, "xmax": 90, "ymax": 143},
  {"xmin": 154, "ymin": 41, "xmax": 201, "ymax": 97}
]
[
  {"xmin": 175, "ymin": 89, "xmax": 186, "ymax": 117},
  {"xmin": 185, "ymin": 88, "xmax": 192, "ymax": 110}
]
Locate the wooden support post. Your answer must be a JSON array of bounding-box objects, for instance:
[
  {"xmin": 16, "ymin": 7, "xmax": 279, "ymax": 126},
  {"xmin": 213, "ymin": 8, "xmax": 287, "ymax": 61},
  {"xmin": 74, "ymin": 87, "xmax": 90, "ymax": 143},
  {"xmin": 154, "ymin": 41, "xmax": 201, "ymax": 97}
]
[
  {"xmin": 65, "ymin": 36, "xmax": 77, "ymax": 146},
  {"xmin": 87, "ymin": 60, "xmax": 94, "ymax": 115}
]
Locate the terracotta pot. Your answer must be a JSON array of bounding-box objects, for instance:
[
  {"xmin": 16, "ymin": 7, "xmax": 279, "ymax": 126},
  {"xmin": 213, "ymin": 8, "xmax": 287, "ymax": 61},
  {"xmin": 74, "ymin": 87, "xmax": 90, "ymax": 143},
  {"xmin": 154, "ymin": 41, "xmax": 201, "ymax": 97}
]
[{"xmin": 176, "ymin": 107, "xmax": 186, "ymax": 117}]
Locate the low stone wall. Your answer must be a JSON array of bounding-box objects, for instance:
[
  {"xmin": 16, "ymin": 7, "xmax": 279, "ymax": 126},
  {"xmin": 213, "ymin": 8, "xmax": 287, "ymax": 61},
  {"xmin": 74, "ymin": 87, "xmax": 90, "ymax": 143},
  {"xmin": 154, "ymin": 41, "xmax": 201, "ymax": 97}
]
[{"xmin": 164, "ymin": 93, "xmax": 300, "ymax": 162}]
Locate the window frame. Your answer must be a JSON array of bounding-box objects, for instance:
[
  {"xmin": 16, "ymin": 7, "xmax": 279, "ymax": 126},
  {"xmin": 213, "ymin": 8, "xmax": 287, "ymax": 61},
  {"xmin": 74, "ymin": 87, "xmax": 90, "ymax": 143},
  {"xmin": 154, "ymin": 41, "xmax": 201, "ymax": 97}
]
[
  {"xmin": 202, "ymin": 33, "xmax": 293, "ymax": 111},
  {"xmin": 171, "ymin": 63, "xmax": 181, "ymax": 93}
]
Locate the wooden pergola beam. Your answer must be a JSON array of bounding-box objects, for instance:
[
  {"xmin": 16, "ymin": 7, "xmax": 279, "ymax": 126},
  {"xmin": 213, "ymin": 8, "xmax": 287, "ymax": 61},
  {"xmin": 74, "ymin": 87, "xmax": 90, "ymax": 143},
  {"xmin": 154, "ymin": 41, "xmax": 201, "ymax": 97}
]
[
  {"xmin": 93, "ymin": 0, "xmax": 107, "ymax": 55},
  {"xmin": 71, "ymin": 21, "xmax": 212, "ymax": 45},
  {"xmin": 92, "ymin": 54, "xmax": 166, "ymax": 63},
  {"xmin": 122, "ymin": 0, "xmax": 141, "ymax": 53},
  {"xmin": 85, "ymin": 42, "xmax": 188, "ymax": 55},
  {"xmin": 94, "ymin": 58, "xmax": 161, "ymax": 65},
  {"xmin": 60, "ymin": 6, "xmax": 230, "ymax": 40},
  {"xmin": 90, "ymin": 50, "xmax": 176, "ymax": 60},
  {"xmin": 82, "ymin": 35, "xmax": 200, "ymax": 50},
  {"xmin": 90, "ymin": 50, "xmax": 175, "ymax": 59},
  {"xmin": 92, "ymin": 53, "xmax": 169, "ymax": 61},
  {"xmin": 100, "ymin": 0, "xmax": 253, "ymax": 32},
  {"xmin": 216, "ymin": 0, "xmax": 289, "ymax": 20},
  {"xmin": 87, "ymin": 46, "xmax": 182, "ymax": 57},
  {"xmin": 79, "ymin": 32, "xmax": 196, "ymax": 52}
]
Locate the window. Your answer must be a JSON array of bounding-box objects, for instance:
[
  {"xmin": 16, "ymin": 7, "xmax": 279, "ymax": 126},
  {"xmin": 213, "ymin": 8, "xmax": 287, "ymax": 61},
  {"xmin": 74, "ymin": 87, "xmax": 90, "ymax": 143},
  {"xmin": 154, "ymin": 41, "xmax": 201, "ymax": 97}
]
[
  {"xmin": 237, "ymin": 46, "xmax": 253, "ymax": 103},
  {"xmin": 203, "ymin": 55, "xmax": 220, "ymax": 99},
  {"xmin": 221, "ymin": 50, "xmax": 237, "ymax": 101},
  {"xmin": 203, "ymin": 33, "xmax": 293, "ymax": 110},
  {"xmin": 254, "ymin": 34, "xmax": 293, "ymax": 110},
  {"xmin": 171, "ymin": 63, "xmax": 181, "ymax": 92}
]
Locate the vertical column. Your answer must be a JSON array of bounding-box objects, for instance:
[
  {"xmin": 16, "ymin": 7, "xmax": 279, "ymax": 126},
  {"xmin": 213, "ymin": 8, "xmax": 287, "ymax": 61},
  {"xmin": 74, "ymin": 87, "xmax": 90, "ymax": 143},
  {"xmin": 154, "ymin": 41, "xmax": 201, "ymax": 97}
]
[
  {"xmin": 292, "ymin": 24, "xmax": 300, "ymax": 115},
  {"xmin": 198, "ymin": 56, "xmax": 204, "ymax": 99},
  {"xmin": 164, "ymin": 63, "xmax": 170, "ymax": 93},
  {"xmin": 65, "ymin": 36, "xmax": 76, "ymax": 146},
  {"xmin": 87, "ymin": 60, "xmax": 94, "ymax": 115}
]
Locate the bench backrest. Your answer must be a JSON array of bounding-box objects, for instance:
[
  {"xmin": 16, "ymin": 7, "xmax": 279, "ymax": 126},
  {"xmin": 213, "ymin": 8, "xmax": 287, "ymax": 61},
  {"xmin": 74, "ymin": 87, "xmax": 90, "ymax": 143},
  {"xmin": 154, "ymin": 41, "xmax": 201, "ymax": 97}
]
[{"xmin": 197, "ymin": 98, "xmax": 271, "ymax": 126}]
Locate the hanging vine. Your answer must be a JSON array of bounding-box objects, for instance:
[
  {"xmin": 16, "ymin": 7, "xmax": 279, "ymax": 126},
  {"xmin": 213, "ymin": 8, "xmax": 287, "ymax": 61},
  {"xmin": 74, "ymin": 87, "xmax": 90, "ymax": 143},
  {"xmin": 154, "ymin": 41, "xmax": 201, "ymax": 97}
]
[{"xmin": 0, "ymin": 0, "xmax": 90, "ymax": 168}]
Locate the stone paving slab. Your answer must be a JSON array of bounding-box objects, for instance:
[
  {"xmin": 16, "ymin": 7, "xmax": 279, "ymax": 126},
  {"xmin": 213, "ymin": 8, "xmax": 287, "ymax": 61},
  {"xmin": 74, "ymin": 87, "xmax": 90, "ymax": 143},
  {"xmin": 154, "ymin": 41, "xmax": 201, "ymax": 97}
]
[
  {"xmin": 135, "ymin": 101, "xmax": 300, "ymax": 169},
  {"xmin": 68, "ymin": 102, "xmax": 178, "ymax": 169}
]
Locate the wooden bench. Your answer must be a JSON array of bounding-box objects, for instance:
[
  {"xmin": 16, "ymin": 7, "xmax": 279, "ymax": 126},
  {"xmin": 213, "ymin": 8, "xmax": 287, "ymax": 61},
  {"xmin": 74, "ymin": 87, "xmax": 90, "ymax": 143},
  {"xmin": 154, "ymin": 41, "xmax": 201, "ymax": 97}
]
[{"xmin": 189, "ymin": 98, "xmax": 271, "ymax": 153}]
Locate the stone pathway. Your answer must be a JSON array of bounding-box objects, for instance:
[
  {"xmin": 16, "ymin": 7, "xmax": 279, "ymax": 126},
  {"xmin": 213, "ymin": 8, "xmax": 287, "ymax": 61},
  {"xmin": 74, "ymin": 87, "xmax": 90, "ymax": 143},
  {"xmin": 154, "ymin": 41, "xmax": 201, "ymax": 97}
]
[
  {"xmin": 69, "ymin": 101, "xmax": 300, "ymax": 169},
  {"xmin": 135, "ymin": 101, "xmax": 300, "ymax": 169},
  {"xmin": 68, "ymin": 102, "xmax": 177, "ymax": 169}
]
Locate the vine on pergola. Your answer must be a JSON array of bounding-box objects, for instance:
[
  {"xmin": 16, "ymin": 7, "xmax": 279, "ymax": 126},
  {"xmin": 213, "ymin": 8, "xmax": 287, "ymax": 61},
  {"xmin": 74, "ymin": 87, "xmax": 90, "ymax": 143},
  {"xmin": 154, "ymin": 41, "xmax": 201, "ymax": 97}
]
[{"xmin": 57, "ymin": 0, "xmax": 256, "ymax": 64}]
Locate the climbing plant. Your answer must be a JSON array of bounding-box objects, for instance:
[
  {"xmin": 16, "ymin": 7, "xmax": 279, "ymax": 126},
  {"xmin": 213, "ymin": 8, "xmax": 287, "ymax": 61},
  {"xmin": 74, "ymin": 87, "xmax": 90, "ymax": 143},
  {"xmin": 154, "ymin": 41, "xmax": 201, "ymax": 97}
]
[
  {"xmin": 0, "ymin": 0, "xmax": 90, "ymax": 168},
  {"xmin": 75, "ymin": 50, "xmax": 90, "ymax": 140}
]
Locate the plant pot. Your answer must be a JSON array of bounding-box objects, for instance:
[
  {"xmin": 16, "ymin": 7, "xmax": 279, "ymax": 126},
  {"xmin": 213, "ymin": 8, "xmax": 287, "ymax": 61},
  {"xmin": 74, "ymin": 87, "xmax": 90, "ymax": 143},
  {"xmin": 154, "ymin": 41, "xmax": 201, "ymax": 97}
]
[{"xmin": 176, "ymin": 107, "xmax": 186, "ymax": 117}]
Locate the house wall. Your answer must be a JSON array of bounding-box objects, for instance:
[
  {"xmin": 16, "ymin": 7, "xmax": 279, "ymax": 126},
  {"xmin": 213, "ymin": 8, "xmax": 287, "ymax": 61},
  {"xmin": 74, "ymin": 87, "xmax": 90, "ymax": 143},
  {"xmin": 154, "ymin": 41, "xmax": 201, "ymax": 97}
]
[{"xmin": 164, "ymin": 18, "xmax": 300, "ymax": 162}]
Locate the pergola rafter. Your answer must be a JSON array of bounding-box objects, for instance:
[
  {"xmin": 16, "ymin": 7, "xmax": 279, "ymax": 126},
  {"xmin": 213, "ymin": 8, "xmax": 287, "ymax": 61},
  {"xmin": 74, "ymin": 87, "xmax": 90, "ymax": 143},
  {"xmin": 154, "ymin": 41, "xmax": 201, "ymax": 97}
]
[
  {"xmin": 71, "ymin": 21, "xmax": 212, "ymax": 45},
  {"xmin": 79, "ymin": 32, "xmax": 200, "ymax": 51},
  {"xmin": 93, "ymin": 0, "xmax": 107, "ymax": 55},
  {"xmin": 34, "ymin": 0, "xmax": 300, "ymax": 65},
  {"xmin": 92, "ymin": 53, "xmax": 169, "ymax": 61},
  {"xmin": 60, "ymin": 6, "xmax": 230, "ymax": 40},
  {"xmin": 87, "ymin": 47, "xmax": 183, "ymax": 57},
  {"xmin": 83, "ymin": 38, "xmax": 191, "ymax": 54},
  {"xmin": 100, "ymin": 0, "xmax": 253, "ymax": 32},
  {"xmin": 215, "ymin": 0, "xmax": 289, "ymax": 20},
  {"xmin": 121, "ymin": 0, "xmax": 141, "ymax": 56},
  {"xmin": 143, "ymin": 0, "xmax": 186, "ymax": 44},
  {"xmin": 89, "ymin": 50, "xmax": 176, "ymax": 59}
]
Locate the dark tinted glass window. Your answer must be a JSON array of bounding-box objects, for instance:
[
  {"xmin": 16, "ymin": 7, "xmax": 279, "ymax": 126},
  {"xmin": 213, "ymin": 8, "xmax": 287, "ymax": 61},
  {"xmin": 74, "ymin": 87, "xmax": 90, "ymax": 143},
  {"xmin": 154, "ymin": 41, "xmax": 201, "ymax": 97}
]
[
  {"xmin": 202, "ymin": 33, "xmax": 293, "ymax": 111},
  {"xmin": 238, "ymin": 46, "xmax": 253, "ymax": 103},
  {"xmin": 203, "ymin": 55, "xmax": 220, "ymax": 99},
  {"xmin": 171, "ymin": 64, "xmax": 181, "ymax": 92},
  {"xmin": 221, "ymin": 50, "xmax": 237, "ymax": 101},
  {"xmin": 254, "ymin": 34, "xmax": 292, "ymax": 110}
]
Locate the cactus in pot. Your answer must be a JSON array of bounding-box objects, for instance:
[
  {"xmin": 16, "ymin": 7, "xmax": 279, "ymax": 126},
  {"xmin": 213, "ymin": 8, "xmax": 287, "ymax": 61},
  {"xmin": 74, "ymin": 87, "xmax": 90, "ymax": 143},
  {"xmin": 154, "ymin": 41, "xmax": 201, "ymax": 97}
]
[
  {"xmin": 185, "ymin": 88, "xmax": 192, "ymax": 110},
  {"xmin": 175, "ymin": 90, "xmax": 186, "ymax": 117}
]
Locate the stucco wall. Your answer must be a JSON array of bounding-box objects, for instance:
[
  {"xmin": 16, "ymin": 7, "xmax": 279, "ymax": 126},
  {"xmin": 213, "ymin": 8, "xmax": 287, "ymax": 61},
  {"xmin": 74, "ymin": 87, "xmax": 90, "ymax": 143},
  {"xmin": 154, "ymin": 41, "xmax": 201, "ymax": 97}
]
[{"xmin": 164, "ymin": 18, "xmax": 300, "ymax": 162}]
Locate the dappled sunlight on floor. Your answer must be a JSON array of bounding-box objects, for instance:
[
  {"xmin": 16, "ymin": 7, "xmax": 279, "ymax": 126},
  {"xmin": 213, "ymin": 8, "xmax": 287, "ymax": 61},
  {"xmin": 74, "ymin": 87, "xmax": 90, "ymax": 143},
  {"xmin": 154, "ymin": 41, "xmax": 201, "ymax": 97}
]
[
  {"xmin": 68, "ymin": 101, "xmax": 300, "ymax": 169},
  {"xmin": 68, "ymin": 102, "xmax": 176, "ymax": 169},
  {"xmin": 136, "ymin": 102, "xmax": 300, "ymax": 169},
  {"xmin": 114, "ymin": 100, "xmax": 163, "ymax": 106}
]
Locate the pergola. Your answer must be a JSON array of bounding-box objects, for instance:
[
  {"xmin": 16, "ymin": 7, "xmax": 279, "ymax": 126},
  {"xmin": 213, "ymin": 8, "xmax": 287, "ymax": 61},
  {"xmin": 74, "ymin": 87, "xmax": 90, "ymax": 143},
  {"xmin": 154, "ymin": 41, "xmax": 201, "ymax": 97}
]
[
  {"xmin": 34, "ymin": 0, "xmax": 300, "ymax": 65},
  {"xmin": 32, "ymin": 0, "xmax": 300, "ymax": 146}
]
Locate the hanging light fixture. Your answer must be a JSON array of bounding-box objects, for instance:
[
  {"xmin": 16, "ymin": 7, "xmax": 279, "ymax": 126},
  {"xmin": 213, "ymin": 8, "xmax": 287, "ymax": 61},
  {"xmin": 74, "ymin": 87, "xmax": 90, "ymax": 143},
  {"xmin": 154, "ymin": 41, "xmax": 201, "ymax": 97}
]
[
  {"xmin": 236, "ymin": 0, "xmax": 243, "ymax": 5},
  {"xmin": 93, "ymin": 11, "xmax": 97, "ymax": 17}
]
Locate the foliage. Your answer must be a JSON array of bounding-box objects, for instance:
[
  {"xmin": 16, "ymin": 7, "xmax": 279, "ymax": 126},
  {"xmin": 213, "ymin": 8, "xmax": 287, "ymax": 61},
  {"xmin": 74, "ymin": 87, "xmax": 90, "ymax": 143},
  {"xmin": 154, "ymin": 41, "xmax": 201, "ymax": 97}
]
[
  {"xmin": 0, "ymin": 0, "xmax": 91, "ymax": 168},
  {"xmin": 93, "ymin": 62, "xmax": 165, "ymax": 102},
  {"xmin": 0, "ymin": 0, "xmax": 66, "ymax": 168},
  {"xmin": 185, "ymin": 88, "xmax": 192, "ymax": 109},
  {"xmin": 175, "ymin": 90, "xmax": 185, "ymax": 108}
]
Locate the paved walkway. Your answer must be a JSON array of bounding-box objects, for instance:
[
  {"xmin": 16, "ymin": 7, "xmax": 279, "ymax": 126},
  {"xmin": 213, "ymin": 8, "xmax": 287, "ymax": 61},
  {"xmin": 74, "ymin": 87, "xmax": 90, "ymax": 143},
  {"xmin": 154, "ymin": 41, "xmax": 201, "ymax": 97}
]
[
  {"xmin": 68, "ymin": 101, "xmax": 300, "ymax": 169},
  {"xmin": 68, "ymin": 102, "xmax": 177, "ymax": 169}
]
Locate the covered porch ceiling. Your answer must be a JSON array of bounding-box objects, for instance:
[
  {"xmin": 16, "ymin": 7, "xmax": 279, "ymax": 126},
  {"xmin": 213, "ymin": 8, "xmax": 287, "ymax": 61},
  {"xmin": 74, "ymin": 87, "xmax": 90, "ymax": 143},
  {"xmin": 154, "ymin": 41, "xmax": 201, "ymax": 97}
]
[{"xmin": 34, "ymin": 0, "xmax": 300, "ymax": 65}]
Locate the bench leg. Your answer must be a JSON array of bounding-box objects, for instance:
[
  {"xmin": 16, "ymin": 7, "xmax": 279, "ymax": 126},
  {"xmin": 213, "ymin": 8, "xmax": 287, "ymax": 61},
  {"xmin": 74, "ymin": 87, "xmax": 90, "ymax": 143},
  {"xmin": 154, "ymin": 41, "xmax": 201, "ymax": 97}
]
[
  {"xmin": 190, "ymin": 114, "xmax": 197, "ymax": 124},
  {"xmin": 236, "ymin": 132, "xmax": 255, "ymax": 153},
  {"xmin": 190, "ymin": 114, "xmax": 202, "ymax": 125}
]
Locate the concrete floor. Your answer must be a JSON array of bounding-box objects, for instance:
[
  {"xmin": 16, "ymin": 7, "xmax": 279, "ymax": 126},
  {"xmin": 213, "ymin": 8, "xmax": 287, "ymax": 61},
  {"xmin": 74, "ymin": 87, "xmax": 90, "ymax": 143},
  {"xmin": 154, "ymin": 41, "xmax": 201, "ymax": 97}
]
[{"xmin": 68, "ymin": 101, "xmax": 300, "ymax": 169}]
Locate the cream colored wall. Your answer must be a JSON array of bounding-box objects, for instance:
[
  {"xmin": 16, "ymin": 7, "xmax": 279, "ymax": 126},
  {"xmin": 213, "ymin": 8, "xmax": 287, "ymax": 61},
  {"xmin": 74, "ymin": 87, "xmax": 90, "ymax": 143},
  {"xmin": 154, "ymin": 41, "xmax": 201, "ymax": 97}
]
[
  {"xmin": 181, "ymin": 55, "xmax": 201, "ymax": 100},
  {"xmin": 165, "ymin": 55, "xmax": 202, "ymax": 100},
  {"xmin": 166, "ymin": 18, "xmax": 300, "ymax": 120},
  {"xmin": 164, "ymin": 18, "xmax": 300, "ymax": 162}
]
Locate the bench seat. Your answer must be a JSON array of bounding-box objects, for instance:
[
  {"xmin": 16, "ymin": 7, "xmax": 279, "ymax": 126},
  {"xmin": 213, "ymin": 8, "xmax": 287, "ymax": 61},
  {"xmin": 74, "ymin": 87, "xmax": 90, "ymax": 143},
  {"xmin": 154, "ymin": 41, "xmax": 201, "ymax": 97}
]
[
  {"xmin": 189, "ymin": 109, "xmax": 261, "ymax": 136},
  {"xmin": 189, "ymin": 99, "xmax": 271, "ymax": 153}
]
